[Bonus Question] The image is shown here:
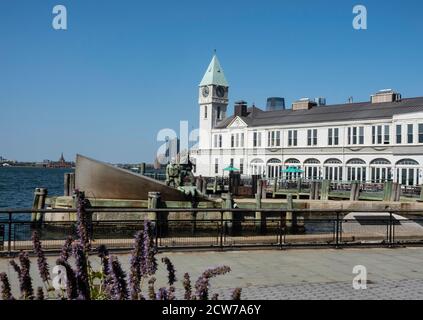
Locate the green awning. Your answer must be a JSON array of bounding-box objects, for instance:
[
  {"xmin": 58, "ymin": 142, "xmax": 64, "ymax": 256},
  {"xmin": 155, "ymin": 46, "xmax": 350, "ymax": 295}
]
[
  {"xmin": 282, "ymin": 166, "xmax": 304, "ymax": 173},
  {"xmin": 223, "ymin": 165, "xmax": 240, "ymax": 172}
]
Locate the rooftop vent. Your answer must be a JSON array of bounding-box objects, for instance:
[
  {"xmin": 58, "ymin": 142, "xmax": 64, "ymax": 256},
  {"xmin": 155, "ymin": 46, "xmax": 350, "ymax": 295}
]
[
  {"xmin": 292, "ymin": 98, "xmax": 317, "ymax": 111},
  {"xmin": 371, "ymin": 89, "xmax": 402, "ymax": 104}
]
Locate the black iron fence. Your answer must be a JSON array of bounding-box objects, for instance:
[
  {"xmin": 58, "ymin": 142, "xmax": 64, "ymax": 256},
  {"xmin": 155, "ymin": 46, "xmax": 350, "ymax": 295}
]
[{"xmin": 2, "ymin": 208, "xmax": 423, "ymax": 255}]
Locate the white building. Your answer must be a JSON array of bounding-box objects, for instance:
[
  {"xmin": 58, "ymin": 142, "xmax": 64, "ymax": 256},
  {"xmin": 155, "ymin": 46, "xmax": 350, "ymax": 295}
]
[{"xmin": 192, "ymin": 54, "xmax": 423, "ymax": 186}]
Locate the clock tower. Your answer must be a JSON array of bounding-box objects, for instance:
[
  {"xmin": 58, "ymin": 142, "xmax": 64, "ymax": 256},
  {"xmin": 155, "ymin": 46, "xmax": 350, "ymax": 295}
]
[{"xmin": 198, "ymin": 53, "xmax": 229, "ymax": 150}]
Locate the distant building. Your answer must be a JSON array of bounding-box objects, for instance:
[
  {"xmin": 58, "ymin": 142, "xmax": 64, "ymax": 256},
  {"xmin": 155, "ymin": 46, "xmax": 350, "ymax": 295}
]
[{"xmin": 46, "ymin": 153, "xmax": 73, "ymax": 168}]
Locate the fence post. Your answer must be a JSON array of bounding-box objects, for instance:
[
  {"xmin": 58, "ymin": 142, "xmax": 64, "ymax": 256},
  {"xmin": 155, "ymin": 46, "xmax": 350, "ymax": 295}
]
[
  {"xmin": 8, "ymin": 212, "xmax": 12, "ymax": 254},
  {"xmin": 279, "ymin": 211, "xmax": 284, "ymax": 249},
  {"xmin": 350, "ymin": 182, "xmax": 360, "ymax": 201},
  {"xmin": 255, "ymin": 193, "xmax": 266, "ymax": 234},
  {"xmin": 335, "ymin": 212, "xmax": 340, "ymax": 249},
  {"xmin": 220, "ymin": 211, "xmax": 224, "ymax": 250},
  {"xmin": 273, "ymin": 178, "xmax": 278, "ymax": 198},
  {"xmin": 286, "ymin": 194, "xmax": 295, "ymax": 231},
  {"xmin": 383, "ymin": 181, "xmax": 393, "ymax": 201}
]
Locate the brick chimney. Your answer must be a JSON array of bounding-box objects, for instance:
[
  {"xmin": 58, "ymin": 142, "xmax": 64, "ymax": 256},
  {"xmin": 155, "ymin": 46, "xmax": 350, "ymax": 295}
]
[
  {"xmin": 371, "ymin": 89, "xmax": 402, "ymax": 104},
  {"xmin": 292, "ymin": 98, "xmax": 317, "ymax": 111},
  {"xmin": 234, "ymin": 101, "xmax": 248, "ymax": 117}
]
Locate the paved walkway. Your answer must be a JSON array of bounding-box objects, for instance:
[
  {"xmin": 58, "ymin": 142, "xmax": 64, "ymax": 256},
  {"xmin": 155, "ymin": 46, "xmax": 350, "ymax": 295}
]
[{"xmin": 2, "ymin": 248, "xmax": 423, "ymax": 299}]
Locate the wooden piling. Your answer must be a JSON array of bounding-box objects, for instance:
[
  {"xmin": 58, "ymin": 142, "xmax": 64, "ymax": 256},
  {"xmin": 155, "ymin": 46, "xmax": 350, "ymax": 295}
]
[
  {"xmin": 350, "ymin": 182, "xmax": 360, "ymax": 201},
  {"xmin": 383, "ymin": 181, "xmax": 393, "ymax": 201},
  {"xmin": 148, "ymin": 192, "xmax": 167, "ymax": 236},
  {"xmin": 32, "ymin": 188, "xmax": 47, "ymax": 222},
  {"xmin": 255, "ymin": 192, "xmax": 266, "ymax": 234},
  {"xmin": 286, "ymin": 194, "xmax": 295, "ymax": 230},
  {"xmin": 321, "ymin": 180, "xmax": 330, "ymax": 201},
  {"xmin": 140, "ymin": 162, "xmax": 146, "ymax": 175}
]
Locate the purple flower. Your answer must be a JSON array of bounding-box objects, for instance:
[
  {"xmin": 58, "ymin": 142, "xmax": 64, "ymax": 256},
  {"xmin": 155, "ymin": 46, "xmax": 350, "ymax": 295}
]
[
  {"xmin": 0, "ymin": 273, "xmax": 14, "ymax": 300},
  {"xmin": 75, "ymin": 191, "xmax": 91, "ymax": 253},
  {"xmin": 211, "ymin": 293, "xmax": 219, "ymax": 300},
  {"xmin": 143, "ymin": 220, "xmax": 157, "ymax": 276},
  {"xmin": 56, "ymin": 258, "xmax": 78, "ymax": 300},
  {"xmin": 32, "ymin": 231, "xmax": 51, "ymax": 284},
  {"xmin": 183, "ymin": 273, "xmax": 192, "ymax": 300},
  {"xmin": 107, "ymin": 256, "xmax": 129, "ymax": 300},
  {"xmin": 36, "ymin": 287, "xmax": 44, "ymax": 300},
  {"xmin": 129, "ymin": 231, "xmax": 144, "ymax": 300},
  {"xmin": 97, "ymin": 245, "xmax": 110, "ymax": 289},
  {"xmin": 10, "ymin": 252, "xmax": 34, "ymax": 300},
  {"xmin": 195, "ymin": 266, "xmax": 231, "ymax": 300},
  {"xmin": 72, "ymin": 242, "xmax": 91, "ymax": 300},
  {"xmin": 231, "ymin": 288, "xmax": 242, "ymax": 300},
  {"xmin": 156, "ymin": 287, "xmax": 168, "ymax": 300},
  {"xmin": 162, "ymin": 257, "xmax": 176, "ymax": 286},
  {"xmin": 60, "ymin": 236, "xmax": 74, "ymax": 262}
]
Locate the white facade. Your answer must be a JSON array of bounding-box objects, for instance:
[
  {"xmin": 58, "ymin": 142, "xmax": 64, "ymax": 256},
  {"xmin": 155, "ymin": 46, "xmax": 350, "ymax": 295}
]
[{"xmin": 192, "ymin": 56, "xmax": 423, "ymax": 186}]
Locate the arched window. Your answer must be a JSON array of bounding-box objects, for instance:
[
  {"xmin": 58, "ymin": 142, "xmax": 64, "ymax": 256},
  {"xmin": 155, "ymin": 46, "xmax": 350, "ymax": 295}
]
[
  {"xmin": 346, "ymin": 159, "xmax": 366, "ymax": 182},
  {"xmin": 324, "ymin": 158, "xmax": 342, "ymax": 165},
  {"xmin": 250, "ymin": 159, "xmax": 264, "ymax": 176},
  {"xmin": 370, "ymin": 159, "xmax": 392, "ymax": 183},
  {"xmin": 371, "ymin": 158, "xmax": 391, "ymax": 165},
  {"xmin": 347, "ymin": 159, "xmax": 366, "ymax": 165},
  {"xmin": 266, "ymin": 159, "xmax": 282, "ymax": 179},
  {"xmin": 396, "ymin": 159, "xmax": 419, "ymax": 166},
  {"xmin": 395, "ymin": 159, "xmax": 420, "ymax": 186},
  {"xmin": 304, "ymin": 159, "xmax": 321, "ymax": 180},
  {"xmin": 284, "ymin": 158, "xmax": 300, "ymax": 165},
  {"xmin": 267, "ymin": 158, "xmax": 282, "ymax": 164},
  {"xmin": 304, "ymin": 158, "xmax": 320, "ymax": 165}
]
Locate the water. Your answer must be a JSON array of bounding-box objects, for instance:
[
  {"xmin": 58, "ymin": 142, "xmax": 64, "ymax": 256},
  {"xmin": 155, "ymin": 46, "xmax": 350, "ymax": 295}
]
[{"xmin": 0, "ymin": 167, "xmax": 73, "ymax": 209}]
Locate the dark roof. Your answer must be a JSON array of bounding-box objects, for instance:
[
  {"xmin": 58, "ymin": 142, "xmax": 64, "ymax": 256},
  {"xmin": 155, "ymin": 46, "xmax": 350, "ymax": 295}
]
[{"xmin": 215, "ymin": 97, "xmax": 423, "ymax": 129}]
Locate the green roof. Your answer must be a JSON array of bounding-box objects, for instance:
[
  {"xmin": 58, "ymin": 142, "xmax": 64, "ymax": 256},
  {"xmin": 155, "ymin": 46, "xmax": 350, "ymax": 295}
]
[{"xmin": 199, "ymin": 54, "xmax": 229, "ymax": 87}]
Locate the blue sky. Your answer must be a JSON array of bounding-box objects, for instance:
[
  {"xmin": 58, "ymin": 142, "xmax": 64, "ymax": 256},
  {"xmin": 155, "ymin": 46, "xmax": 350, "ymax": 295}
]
[{"xmin": 1, "ymin": 0, "xmax": 422, "ymax": 163}]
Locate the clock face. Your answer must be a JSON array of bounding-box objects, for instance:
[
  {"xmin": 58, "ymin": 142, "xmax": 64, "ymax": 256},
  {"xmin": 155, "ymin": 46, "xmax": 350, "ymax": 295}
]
[
  {"xmin": 202, "ymin": 86, "xmax": 209, "ymax": 97},
  {"xmin": 216, "ymin": 86, "xmax": 225, "ymax": 98}
]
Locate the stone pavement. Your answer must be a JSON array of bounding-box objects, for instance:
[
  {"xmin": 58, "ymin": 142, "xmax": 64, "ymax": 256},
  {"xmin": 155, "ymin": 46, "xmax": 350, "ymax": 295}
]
[{"xmin": 2, "ymin": 247, "xmax": 423, "ymax": 299}]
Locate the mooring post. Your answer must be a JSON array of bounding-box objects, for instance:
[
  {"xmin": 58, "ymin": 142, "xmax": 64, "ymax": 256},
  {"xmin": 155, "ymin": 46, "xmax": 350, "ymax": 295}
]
[
  {"xmin": 64, "ymin": 173, "xmax": 70, "ymax": 196},
  {"xmin": 383, "ymin": 181, "xmax": 393, "ymax": 201},
  {"xmin": 255, "ymin": 192, "xmax": 266, "ymax": 234},
  {"xmin": 394, "ymin": 183, "xmax": 402, "ymax": 202},
  {"xmin": 222, "ymin": 193, "xmax": 234, "ymax": 235},
  {"xmin": 201, "ymin": 177, "xmax": 207, "ymax": 196},
  {"xmin": 310, "ymin": 181, "xmax": 316, "ymax": 200},
  {"xmin": 350, "ymin": 182, "xmax": 360, "ymax": 201},
  {"xmin": 321, "ymin": 180, "xmax": 330, "ymax": 201},
  {"xmin": 213, "ymin": 176, "xmax": 218, "ymax": 194},
  {"xmin": 32, "ymin": 188, "xmax": 47, "ymax": 223},
  {"xmin": 286, "ymin": 194, "xmax": 295, "ymax": 230},
  {"xmin": 272, "ymin": 178, "xmax": 278, "ymax": 198}
]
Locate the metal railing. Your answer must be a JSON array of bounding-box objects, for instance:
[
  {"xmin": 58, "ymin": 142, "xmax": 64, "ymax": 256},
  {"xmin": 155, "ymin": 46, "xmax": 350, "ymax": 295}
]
[{"xmin": 2, "ymin": 208, "xmax": 423, "ymax": 255}]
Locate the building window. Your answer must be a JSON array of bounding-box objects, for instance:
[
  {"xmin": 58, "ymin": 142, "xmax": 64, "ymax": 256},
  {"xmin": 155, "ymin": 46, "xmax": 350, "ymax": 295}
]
[
  {"xmin": 307, "ymin": 129, "xmax": 318, "ymax": 146},
  {"xmin": 328, "ymin": 128, "xmax": 339, "ymax": 146},
  {"xmin": 214, "ymin": 159, "xmax": 219, "ymax": 174},
  {"xmin": 235, "ymin": 134, "xmax": 239, "ymax": 148},
  {"xmin": 372, "ymin": 125, "xmax": 390, "ymax": 145},
  {"xmin": 253, "ymin": 132, "xmax": 262, "ymax": 148},
  {"xmin": 419, "ymin": 124, "xmax": 423, "ymax": 143},
  {"xmin": 217, "ymin": 106, "xmax": 221, "ymax": 120},
  {"xmin": 288, "ymin": 130, "xmax": 297, "ymax": 147},
  {"xmin": 268, "ymin": 131, "xmax": 281, "ymax": 147},
  {"xmin": 408, "ymin": 124, "xmax": 414, "ymax": 143},
  {"xmin": 241, "ymin": 133, "xmax": 245, "ymax": 147},
  {"xmin": 231, "ymin": 134, "xmax": 235, "ymax": 148},
  {"xmin": 384, "ymin": 125, "xmax": 390, "ymax": 144},
  {"xmin": 396, "ymin": 125, "xmax": 402, "ymax": 144},
  {"xmin": 230, "ymin": 158, "xmax": 234, "ymax": 168},
  {"xmin": 240, "ymin": 158, "xmax": 244, "ymax": 174},
  {"xmin": 204, "ymin": 106, "xmax": 208, "ymax": 119},
  {"xmin": 348, "ymin": 126, "xmax": 364, "ymax": 145},
  {"xmin": 213, "ymin": 135, "xmax": 222, "ymax": 148}
]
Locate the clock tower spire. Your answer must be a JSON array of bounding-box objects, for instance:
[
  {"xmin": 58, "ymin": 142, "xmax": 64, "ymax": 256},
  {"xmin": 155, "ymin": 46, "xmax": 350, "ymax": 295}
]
[{"xmin": 198, "ymin": 53, "xmax": 229, "ymax": 150}]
